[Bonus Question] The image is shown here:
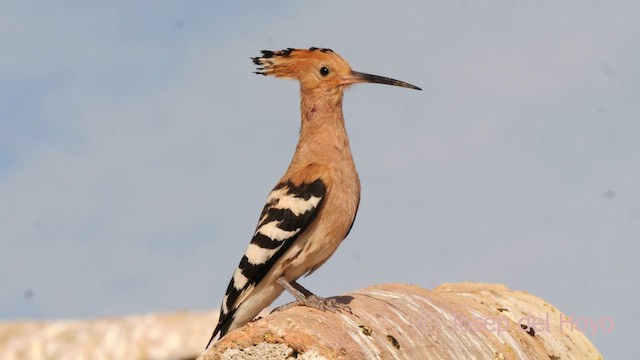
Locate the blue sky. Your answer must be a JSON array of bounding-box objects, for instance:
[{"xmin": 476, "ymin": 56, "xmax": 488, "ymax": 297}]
[{"xmin": 1, "ymin": 1, "xmax": 638, "ymax": 358}]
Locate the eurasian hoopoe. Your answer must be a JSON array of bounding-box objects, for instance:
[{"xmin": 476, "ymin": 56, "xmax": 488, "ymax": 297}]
[{"xmin": 206, "ymin": 47, "xmax": 420, "ymax": 348}]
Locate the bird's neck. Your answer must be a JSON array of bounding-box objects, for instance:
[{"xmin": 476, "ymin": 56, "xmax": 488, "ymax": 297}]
[{"xmin": 288, "ymin": 89, "xmax": 353, "ymax": 169}]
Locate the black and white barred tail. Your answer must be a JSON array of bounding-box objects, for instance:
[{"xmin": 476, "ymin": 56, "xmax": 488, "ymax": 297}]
[{"xmin": 206, "ymin": 179, "xmax": 326, "ymax": 348}]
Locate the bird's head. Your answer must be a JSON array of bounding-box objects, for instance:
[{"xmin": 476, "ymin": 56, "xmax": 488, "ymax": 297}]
[{"xmin": 252, "ymin": 47, "xmax": 421, "ymax": 94}]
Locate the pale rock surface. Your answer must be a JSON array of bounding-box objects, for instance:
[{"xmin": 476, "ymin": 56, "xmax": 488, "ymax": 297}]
[
  {"xmin": 0, "ymin": 283, "xmax": 603, "ymax": 360},
  {"xmin": 202, "ymin": 283, "xmax": 603, "ymax": 360},
  {"xmin": 0, "ymin": 310, "xmax": 216, "ymax": 360}
]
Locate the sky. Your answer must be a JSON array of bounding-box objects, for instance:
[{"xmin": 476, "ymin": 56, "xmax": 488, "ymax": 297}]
[{"xmin": 1, "ymin": 1, "xmax": 638, "ymax": 358}]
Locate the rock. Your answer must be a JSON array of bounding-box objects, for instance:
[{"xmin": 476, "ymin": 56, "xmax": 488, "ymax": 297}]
[
  {"xmin": 0, "ymin": 310, "xmax": 215, "ymax": 360},
  {"xmin": 0, "ymin": 283, "xmax": 603, "ymax": 360},
  {"xmin": 202, "ymin": 283, "xmax": 603, "ymax": 360}
]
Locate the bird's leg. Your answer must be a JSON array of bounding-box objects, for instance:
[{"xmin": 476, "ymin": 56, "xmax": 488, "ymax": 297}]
[
  {"xmin": 277, "ymin": 276, "xmax": 314, "ymax": 300},
  {"xmin": 272, "ymin": 276, "xmax": 352, "ymax": 314}
]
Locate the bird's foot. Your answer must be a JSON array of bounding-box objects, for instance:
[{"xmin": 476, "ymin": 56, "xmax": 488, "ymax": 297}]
[
  {"xmin": 273, "ymin": 276, "xmax": 353, "ymax": 314},
  {"xmin": 271, "ymin": 295, "xmax": 352, "ymax": 314},
  {"xmin": 300, "ymin": 294, "xmax": 352, "ymax": 314}
]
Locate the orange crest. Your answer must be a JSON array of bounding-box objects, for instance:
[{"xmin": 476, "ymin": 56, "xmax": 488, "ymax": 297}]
[{"xmin": 251, "ymin": 47, "xmax": 421, "ymax": 92}]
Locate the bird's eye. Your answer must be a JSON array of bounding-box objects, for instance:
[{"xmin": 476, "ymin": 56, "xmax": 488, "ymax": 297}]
[{"xmin": 319, "ymin": 66, "xmax": 330, "ymax": 76}]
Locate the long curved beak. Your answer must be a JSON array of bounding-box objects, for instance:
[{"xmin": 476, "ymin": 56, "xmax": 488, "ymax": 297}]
[{"xmin": 343, "ymin": 70, "xmax": 421, "ymax": 90}]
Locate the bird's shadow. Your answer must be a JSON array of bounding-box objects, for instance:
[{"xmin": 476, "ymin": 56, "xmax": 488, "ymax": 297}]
[{"xmin": 332, "ymin": 295, "xmax": 354, "ymax": 305}]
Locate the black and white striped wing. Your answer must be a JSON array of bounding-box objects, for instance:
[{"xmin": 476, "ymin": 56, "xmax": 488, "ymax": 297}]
[{"xmin": 209, "ymin": 178, "xmax": 326, "ymax": 342}]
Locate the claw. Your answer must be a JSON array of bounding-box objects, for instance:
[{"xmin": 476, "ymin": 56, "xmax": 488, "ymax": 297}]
[
  {"xmin": 303, "ymin": 294, "xmax": 352, "ymax": 314},
  {"xmin": 270, "ymin": 295, "xmax": 352, "ymax": 314}
]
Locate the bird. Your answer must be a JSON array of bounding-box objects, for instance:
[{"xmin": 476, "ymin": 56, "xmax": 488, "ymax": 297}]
[{"xmin": 206, "ymin": 47, "xmax": 420, "ymax": 348}]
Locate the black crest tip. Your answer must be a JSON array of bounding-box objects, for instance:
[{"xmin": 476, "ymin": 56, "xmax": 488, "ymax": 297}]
[
  {"xmin": 309, "ymin": 47, "xmax": 333, "ymax": 53},
  {"xmin": 260, "ymin": 50, "xmax": 275, "ymax": 58}
]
